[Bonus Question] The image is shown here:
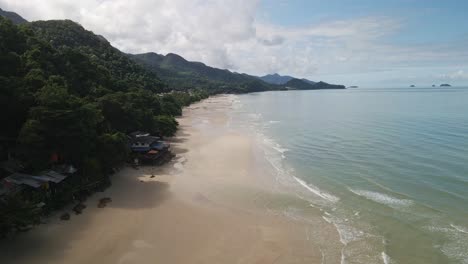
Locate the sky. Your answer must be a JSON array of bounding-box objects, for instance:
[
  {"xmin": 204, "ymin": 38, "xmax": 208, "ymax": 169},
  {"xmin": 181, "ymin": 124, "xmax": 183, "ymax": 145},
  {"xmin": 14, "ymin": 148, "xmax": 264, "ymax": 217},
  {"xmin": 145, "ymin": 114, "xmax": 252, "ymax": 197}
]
[{"xmin": 1, "ymin": 0, "xmax": 468, "ymax": 87}]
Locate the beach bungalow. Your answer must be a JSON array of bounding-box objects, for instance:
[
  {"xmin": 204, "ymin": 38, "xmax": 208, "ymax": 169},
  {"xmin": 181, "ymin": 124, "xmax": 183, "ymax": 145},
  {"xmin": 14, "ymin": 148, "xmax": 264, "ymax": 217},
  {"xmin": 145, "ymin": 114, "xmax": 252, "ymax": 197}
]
[
  {"xmin": 130, "ymin": 136, "xmax": 162, "ymax": 152},
  {"xmin": 127, "ymin": 132, "xmax": 172, "ymax": 164},
  {"xmin": 3, "ymin": 171, "xmax": 69, "ymax": 189},
  {"xmin": 0, "ymin": 158, "xmax": 77, "ymax": 202}
]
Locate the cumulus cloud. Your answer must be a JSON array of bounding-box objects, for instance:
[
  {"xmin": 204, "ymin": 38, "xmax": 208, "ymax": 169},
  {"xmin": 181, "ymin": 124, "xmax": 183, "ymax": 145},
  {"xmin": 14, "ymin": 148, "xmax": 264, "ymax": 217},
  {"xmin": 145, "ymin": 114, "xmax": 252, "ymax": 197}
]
[
  {"xmin": 2, "ymin": 0, "xmax": 468, "ymax": 83},
  {"xmin": 0, "ymin": 0, "xmax": 259, "ymax": 69}
]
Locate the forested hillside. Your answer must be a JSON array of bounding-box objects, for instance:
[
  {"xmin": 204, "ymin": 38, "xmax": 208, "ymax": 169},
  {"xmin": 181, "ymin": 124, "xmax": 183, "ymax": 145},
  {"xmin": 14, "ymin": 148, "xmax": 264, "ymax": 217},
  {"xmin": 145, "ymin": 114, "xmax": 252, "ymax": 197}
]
[
  {"xmin": 259, "ymin": 73, "xmax": 294, "ymax": 85},
  {"xmin": 0, "ymin": 17, "xmax": 207, "ymax": 173},
  {"xmin": 131, "ymin": 52, "xmax": 279, "ymax": 93},
  {"xmin": 284, "ymin": 79, "xmax": 346, "ymax": 90}
]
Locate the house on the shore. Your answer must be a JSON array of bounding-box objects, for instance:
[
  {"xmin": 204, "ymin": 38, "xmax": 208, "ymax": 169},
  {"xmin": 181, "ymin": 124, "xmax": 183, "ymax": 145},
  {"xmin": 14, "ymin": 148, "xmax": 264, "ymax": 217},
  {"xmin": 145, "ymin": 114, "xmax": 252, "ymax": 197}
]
[
  {"xmin": 130, "ymin": 136, "xmax": 162, "ymax": 152},
  {"xmin": 0, "ymin": 165, "xmax": 77, "ymax": 206},
  {"xmin": 128, "ymin": 132, "xmax": 171, "ymax": 164}
]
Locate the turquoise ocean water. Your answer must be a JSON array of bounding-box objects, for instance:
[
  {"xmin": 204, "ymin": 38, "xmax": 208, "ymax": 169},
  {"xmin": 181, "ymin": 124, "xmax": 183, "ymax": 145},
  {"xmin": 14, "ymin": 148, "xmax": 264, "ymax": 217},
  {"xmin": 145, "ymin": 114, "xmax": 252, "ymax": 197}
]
[{"xmin": 230, "ymin": 87, "xmax": 468, "ymax": 264}]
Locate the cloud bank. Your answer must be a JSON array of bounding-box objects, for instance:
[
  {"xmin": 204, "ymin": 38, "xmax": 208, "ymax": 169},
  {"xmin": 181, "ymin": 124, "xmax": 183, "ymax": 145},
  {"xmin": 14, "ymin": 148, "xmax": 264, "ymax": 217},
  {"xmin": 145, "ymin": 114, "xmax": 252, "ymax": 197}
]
[{"xmin": 2, "ymin": 0, "xmax": 468, "ymax": 85}]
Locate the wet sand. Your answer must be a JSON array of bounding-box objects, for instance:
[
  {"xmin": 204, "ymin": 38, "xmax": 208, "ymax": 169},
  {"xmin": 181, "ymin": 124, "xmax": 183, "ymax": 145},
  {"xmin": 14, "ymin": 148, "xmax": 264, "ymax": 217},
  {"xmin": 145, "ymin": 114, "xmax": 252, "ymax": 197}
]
[{"xmin": 0, "ymin": 95, "xmax": 341, "ymax": 264}]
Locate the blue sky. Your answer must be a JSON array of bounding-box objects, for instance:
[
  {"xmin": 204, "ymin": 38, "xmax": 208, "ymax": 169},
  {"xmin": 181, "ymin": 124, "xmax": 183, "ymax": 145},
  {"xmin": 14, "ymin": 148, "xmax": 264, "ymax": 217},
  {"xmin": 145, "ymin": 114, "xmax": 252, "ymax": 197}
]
[
  {"xmin": 2, "ymin": 0, "xmax": 468, "ymax": 87},
  {"xmin": 256, "ymin": 0, "xmax": 468, "ymax": 87},
  {"xmin": 259, "ymin": 0, "xmax": 468, "ymax": 43}
]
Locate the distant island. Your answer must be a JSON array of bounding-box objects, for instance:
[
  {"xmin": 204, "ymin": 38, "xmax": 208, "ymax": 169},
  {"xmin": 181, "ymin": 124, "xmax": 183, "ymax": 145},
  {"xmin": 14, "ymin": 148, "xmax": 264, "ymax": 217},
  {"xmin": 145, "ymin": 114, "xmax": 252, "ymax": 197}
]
[
  {"xmin": 410, "ymin": 85, "xmax": 416, "ymax": 87},
  {"xmin": 440, "ymin": 84, "xmax": 451, "ymax": 87},
  {"xmin": 348, "ymin": 86, "xmax": 359, "ymax": 88}
]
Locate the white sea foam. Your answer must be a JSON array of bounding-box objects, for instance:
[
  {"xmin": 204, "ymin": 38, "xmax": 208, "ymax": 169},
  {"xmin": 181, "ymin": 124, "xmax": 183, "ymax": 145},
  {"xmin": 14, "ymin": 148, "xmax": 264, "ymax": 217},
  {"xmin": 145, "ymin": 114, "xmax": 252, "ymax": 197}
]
[
  {"xmin": 348, "ymin": 189, "xmax": 413, "ymax": 208},
  {"xmin": 334, "ymin": 221, "xmax": 365, "ymax": 245},
  {"xmin": 322, "ymin": 211, "xmax": 366, "ymax": 246},
  {"xmin": 262, "ymin": 136, "xmax": 289, "ymax": 155},
  {"xmin": 451, "ymin": 224, "xmax": 468, "ymax": 234},
  {"xmin": 293, "ymin": 176, "xmax": 339, "ymax": 203},
  {"xmin": 341, "ymin": 248, "xmax": 346, "ymax": 264},
  {"xmin": 382, "ymin": 251, "xmax": 393, "ymax": 264},
  {"xmin": 322, "ymin": 216, "xmax": 332, "ymax": 223},
  {"xmin": 268, "ymin": 120, "xmax": 281, "ymax": 124},
  {"xmin": 426, "ymin": 224, "xmax": 468, "ymax": 263}
]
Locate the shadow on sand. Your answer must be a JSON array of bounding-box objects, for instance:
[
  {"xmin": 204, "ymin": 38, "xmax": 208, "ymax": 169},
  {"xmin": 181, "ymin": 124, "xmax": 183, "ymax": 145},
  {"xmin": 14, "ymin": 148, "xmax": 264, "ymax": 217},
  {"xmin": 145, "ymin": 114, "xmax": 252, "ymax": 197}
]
[{"xmin": 0, "ymin": 168, "xmax": 172, "ymax": 264}]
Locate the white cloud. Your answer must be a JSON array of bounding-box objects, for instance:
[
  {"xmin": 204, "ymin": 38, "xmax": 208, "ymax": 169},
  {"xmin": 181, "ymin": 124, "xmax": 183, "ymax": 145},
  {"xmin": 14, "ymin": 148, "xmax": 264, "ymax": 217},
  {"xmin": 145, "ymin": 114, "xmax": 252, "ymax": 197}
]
[
  {"xmin": 0, "ymin": 0, "xmax": 259, "ymax": 69},
  {"xmin": 438, "ymin": 70, "xmax": 468, "ymax": 80},
  {"xmin": 1, "ymin": 0, "xmax": 468, "ymax": 84}
]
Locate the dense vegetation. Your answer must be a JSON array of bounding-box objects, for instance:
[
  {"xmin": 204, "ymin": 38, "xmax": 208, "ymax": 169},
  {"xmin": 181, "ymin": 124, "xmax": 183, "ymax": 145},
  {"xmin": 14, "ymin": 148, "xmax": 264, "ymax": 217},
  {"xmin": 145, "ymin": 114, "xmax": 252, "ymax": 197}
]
[
  {"xmin": 284, "ymin": 79, "xmax": 345, "ymax": 90},
  {"xmin": 0, "ymin": 17, "xmax": 199, "ymax": 172},
  {"xmin": 131, "ymin": 52, "xmax": 279, "ymax": 93},
  {"xmin": 0, "ymin": 17, "xmax": 208, "ymax": 235}
]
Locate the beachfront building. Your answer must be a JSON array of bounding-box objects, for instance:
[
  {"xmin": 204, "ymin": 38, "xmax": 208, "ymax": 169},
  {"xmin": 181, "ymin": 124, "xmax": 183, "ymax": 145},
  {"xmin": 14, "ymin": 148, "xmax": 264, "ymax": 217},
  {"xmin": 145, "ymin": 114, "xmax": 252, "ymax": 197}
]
[
  {"xmin": 128, "ymin": 132, "xmax": 171, "ymax": 164},
  {"xmin": 130, "ymin": 136, "xmax": 161, "ymax": 152}
]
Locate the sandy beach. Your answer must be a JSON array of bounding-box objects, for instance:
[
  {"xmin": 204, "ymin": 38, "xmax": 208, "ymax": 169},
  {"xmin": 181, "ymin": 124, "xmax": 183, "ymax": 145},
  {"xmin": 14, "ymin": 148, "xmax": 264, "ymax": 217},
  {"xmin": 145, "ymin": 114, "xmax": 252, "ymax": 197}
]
[{"xmin": 0, "ymin": 95, "xmax": 342, "ymax": 264}]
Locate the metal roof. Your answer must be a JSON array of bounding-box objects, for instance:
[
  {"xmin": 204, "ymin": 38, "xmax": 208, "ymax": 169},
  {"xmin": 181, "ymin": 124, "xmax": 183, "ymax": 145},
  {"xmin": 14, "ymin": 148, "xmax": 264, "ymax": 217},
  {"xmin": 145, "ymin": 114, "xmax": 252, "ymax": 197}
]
[
  {"xmin": 4, "ymin": 170, "xmax": 68, "ymax": 189},
  {"xmin": 5, "ymin": 173, "xmax": 45, "ymax": 188}
]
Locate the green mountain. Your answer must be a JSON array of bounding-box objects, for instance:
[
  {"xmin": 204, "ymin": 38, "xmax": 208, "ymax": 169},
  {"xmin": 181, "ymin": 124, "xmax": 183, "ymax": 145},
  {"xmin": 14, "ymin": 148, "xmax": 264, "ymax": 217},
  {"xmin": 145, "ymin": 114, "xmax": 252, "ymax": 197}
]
[
  {"xmin": 29, "ymin": 20, "xmax": 166, "ymax": 94},
  {"xmin": 0, "ymin": 8, "xmax": 27, "ymax": 25},
  {"xmin": 300, "ymin": 78, "xmax": 316, "ymax": 85},
  {"xmin": 131, "ymin": 52, "xmax": 278, "ymax": 93},
  {"xmin": 133, "ymin": 53, "xmax": 345, "ymax": 92},
  {"xmin": 0, "ymin": 16, "xmax": 211, "ymax": 175},
  {"xmin": 284, "ymin": 79, "xmax": 345, "ymax": 90},
  {"xmin": 259, "ymin": 73, "xmax": 317, "ymax": 86},
  {"xmin": 259, "ymin": 73, "xmax": 294, "ymax": 85}
]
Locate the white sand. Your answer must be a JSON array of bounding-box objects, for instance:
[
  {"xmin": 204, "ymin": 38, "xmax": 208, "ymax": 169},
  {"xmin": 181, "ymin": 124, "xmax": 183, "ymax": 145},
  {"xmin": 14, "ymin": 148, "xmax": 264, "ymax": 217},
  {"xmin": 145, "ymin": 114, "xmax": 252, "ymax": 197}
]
[{"xmin": 0, "ymin": 95, "xmax": 341, "ymax": 264}]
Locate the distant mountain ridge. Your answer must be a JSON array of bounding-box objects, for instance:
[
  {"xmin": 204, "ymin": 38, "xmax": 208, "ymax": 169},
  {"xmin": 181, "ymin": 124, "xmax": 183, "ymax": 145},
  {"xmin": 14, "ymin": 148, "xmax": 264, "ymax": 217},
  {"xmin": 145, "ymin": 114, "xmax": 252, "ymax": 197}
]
[
  {"xmin": 300, "ymin": 78, "xmax": 316, "ymax": 85},
  {"xmin": 285, "ymin": 79, "xmax": 345, "ymax": 90},
  {"xmin": 259, "ymin": 73, "xmax": 294, "ymax": 85},
  {"xmin": 131, "ymin": 52, "xmax": 277, "ymax": 93},
  {"xmin": 259, "ymin": 73, "xmax": 316, "ymax": 85},
  {"xmin": 0, "ymin": 8, "xmax": 27, "ymax": 24}
]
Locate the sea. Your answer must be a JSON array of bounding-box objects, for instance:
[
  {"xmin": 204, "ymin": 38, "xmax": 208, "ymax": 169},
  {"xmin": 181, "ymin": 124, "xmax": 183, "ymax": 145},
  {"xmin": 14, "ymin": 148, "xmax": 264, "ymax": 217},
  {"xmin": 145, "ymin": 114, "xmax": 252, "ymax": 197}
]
[{"xmin": 228, "ymin": 87, "xmax": 468, "ymax": 264}]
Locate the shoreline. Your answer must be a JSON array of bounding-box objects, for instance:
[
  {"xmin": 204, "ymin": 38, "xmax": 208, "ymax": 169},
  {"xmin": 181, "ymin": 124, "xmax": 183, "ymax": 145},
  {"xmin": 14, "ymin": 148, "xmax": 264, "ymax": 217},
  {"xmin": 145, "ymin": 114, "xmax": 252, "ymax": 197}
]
[{"xmin": 0, "ymin": 95, "xmax": 342, "ymax": 264}]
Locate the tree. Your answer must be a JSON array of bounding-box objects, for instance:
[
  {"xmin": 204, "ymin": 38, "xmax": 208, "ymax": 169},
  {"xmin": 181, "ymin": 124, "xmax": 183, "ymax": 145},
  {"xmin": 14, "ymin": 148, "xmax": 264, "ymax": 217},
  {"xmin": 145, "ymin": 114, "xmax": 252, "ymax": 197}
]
[
  {"xmin": 154, "ymin": 115, "xmax": 178, "ymax": 137},
  {"xmin": 161, "ymin": 95, "xmax": 182, "ymax": 116},
  {"xmin": 0, "ymin": 194, "xmax": 41, "ymax": 237},
  {"xmin": 96, "ymin": 132, "xmax": 129, "ymax": 169}
]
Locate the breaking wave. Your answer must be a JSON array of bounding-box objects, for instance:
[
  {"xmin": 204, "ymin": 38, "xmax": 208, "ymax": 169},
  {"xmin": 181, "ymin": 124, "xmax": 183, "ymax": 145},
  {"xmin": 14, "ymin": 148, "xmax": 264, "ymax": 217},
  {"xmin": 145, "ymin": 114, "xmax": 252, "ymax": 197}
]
[
  {"xmin": 293, "ymin": 176, "xmax": 340, "ymax": 203},
  {"xmin": 348, "ymin": 189, "xmax": 413, "ymax": 208}
]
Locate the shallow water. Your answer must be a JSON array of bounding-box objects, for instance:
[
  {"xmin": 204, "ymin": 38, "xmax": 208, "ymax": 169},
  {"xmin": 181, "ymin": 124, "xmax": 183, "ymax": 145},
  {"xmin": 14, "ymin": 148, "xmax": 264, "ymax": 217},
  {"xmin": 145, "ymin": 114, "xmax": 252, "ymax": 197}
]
[{"xmin": 229, "ymin": 88, "xmax": 468, "ymax": 264}]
